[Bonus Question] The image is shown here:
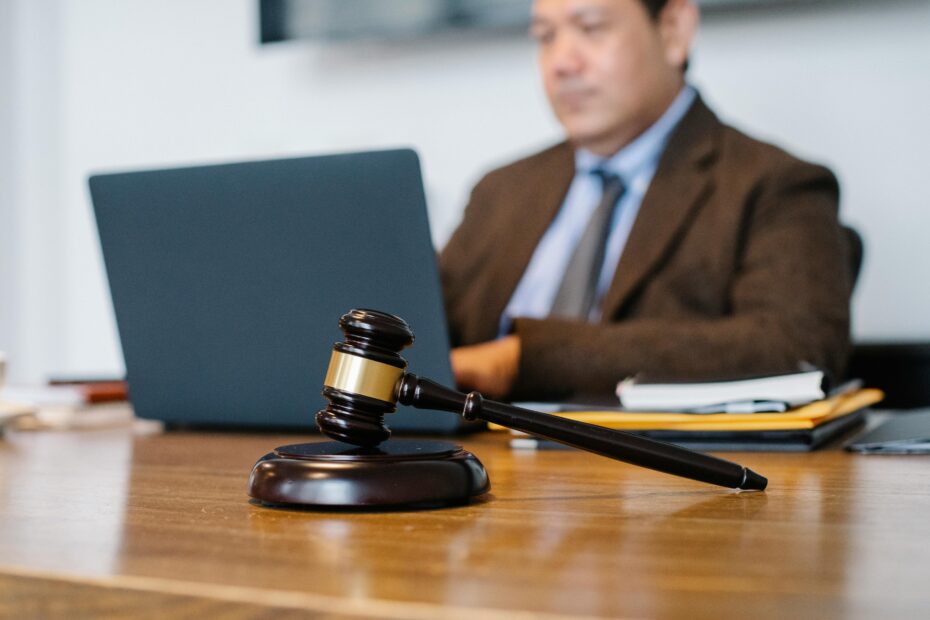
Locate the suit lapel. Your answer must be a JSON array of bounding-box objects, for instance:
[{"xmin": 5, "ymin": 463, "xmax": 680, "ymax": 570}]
[
  {"xmin": 482, "ymin": 143, "xmax": 575, "ymax": 338},
  {"xmin": 601, "ymin": 96, "xmax": 722, "ymax": 319}
]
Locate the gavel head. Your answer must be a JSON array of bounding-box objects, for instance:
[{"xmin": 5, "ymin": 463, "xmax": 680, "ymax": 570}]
[{"xmin": 315, "ymin": 309, "xmax": 414, "ymax": 447}]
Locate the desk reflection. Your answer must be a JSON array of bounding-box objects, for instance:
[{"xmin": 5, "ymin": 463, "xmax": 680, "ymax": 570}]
[
  {"xmin": 0, "ymin": 429, "xmax": 134, "ymax": 576},
  {"xmin": 3, "ymin": 429, "xmax": 929, "ymax": 618}
]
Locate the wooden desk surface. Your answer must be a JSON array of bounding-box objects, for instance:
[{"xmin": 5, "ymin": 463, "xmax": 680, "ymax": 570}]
[{"xmin": 1, "ymin": 425, "xmax": 929, "ymax": 619}]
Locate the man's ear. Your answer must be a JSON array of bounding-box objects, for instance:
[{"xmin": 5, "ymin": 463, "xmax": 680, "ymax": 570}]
[{"xmin": 659, "ymin": 0, "xmax": 700, "ymax": 71}]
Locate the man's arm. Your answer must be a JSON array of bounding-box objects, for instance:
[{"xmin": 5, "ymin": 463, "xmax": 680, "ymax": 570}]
[
  {"xmin": 453, "ymin": 160, "xmax": 852, "ymax": 400},
  {"xmin": 439, "ymin": 171, "xmax": 500, "ymax": 348},
  {"xmin": 450, "ymin": 335, "xmax": 521, "ymax": 399},
  {"xmin": 515, "ymin": 161, "xmax": 852, "ymax": 398}
]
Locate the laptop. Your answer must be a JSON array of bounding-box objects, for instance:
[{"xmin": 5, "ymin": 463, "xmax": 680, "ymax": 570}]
[{"xmin": 90, "ymin": 149, "xmax": 468, "ymax": 433}]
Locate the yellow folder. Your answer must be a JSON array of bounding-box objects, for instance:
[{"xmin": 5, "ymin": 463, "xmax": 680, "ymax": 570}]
[{"xmin": 489, "ymin": 389, "xmax": 884, "ymax": 432}]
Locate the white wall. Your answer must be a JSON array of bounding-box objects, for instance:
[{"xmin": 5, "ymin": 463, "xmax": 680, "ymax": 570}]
[
  {"xmin": 1, "ymin": 1, "xmax": 67, "ymax": 383},
  {"xmin": 1, "ymin": 0, "xmax": 928, "ymax": 383},
  {"xmin": 694, "ymin": 0, "xmax": 930, "ymax": 344},
  {"xmin": 0, "ymin": 0, "xmax": 13, "ymax": 355}
]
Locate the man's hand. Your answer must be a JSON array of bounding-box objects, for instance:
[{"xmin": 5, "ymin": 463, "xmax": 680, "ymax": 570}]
[{"xmin": 450, "ymin": 335, "xmax": 521, "ymax": 400}]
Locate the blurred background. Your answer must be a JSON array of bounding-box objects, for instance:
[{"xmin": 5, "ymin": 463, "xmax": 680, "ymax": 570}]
[{"xmin": 1, "ymin": 0, "xmax": 928, "ymax": 384}]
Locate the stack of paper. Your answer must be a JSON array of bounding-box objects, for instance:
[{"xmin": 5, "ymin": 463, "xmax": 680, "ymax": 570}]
[
  {"xmin": 503, "ymin": 389, "xmax": 882, "ymax": 431},
  {"xmin": 0, "ymin": 401, "xmax": 36, "ymax": 437},
  {"xmin": 615, "ymin": 370, "xmax": 827, "ymax": 412},
  {"xmin": 497, "ymin": 389, "xmax": 884, "ymax": 452},
  {"xmin": 0, "ymin": 384, "xmax": 135, "ymax": 431}
]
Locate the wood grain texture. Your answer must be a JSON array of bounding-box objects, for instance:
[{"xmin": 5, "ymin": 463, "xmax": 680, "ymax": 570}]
[{"xmin": 2, "ymin": 426, "xmax": 929, "ymax": 619}]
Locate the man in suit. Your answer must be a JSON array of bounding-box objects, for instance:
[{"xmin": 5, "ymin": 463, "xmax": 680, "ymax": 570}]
[{"xmin": 440, "ymin": 0, "xmax": 852, "ymax": 401}]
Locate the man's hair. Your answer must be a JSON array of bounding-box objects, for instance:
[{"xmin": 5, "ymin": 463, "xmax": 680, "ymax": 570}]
[
  {"xmin": 640, "ymin": 0, "xmax": 670, "ymax": 20},
  {"xmin": 639, "ymin": 0, "xmax": 689, "ymax": 72}
]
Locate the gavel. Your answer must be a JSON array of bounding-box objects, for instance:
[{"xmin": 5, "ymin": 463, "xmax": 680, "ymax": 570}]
[{"xmin": 315, "ymin": 308, "xmax": 767, "ymax": 491}]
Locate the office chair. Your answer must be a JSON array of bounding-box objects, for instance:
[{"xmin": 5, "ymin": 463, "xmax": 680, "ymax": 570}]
[
  {"xmin": 849, "ymin": 344, "xmax": 930, "ymax": 409},
  {"xmin": 842, "ymin": 225, "xmax": 930, "ymax": 408},
  {"xmin": 843, "ymin": 225, "xmax": 864, "ymax": 291}
]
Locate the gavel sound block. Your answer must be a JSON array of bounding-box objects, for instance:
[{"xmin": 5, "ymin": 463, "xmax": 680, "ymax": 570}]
[
  {"xmin": 248, "ymin": 309, "xmax": 490, "ymax": 508},
  {"xmin": 248, "ymin": 309, "xmax": 766, "ymax": 510}
]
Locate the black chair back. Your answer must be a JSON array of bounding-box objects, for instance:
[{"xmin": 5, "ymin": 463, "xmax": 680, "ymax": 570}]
[{"xmin": 843, "ymin": 225, "xmax": 864, "ymax": 291}]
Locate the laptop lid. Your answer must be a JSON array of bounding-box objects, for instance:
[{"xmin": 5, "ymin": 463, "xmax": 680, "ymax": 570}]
[{"xmin": 90, "ymin": 149, "xmax": 462, "ymax": 432}]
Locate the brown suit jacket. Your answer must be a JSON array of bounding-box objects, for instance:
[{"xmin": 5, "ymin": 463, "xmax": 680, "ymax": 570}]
[{"xmin": 439, "ymin": 96, "xmax": 852, "ymax": 400}]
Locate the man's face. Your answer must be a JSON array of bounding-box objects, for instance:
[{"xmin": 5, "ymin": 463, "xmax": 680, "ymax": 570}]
[{"xmin": 531, "ymin": 0, "xmax": 686, "ymax": 156}]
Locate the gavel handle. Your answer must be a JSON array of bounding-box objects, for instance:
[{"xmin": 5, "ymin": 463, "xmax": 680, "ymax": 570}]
[{"xmin": 396, "ymin": 373, "xmax": 767, "ymax": 491}]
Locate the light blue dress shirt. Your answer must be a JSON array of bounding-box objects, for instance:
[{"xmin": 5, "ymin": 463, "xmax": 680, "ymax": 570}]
[{"xmin": 499, "ymin": 85, "xmax": 697, "ymax": 335}]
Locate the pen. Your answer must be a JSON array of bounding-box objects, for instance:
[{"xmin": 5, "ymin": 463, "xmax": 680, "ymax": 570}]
[
  {"xmin": 689, "ymin": 400, "xmax": 788, "ymax": 414},
  {"xmin": 829, "ymin": 379, "xmax": 863, "ymax": 399}
]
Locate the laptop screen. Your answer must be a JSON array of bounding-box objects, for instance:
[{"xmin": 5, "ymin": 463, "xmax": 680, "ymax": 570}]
[{"xmin": 90, "ymin": 149, "xmax": 460, "ymax": 432}]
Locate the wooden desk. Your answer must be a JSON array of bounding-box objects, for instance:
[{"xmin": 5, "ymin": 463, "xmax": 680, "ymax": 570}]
[{"xmin": 1, "ymin": 426, "xmax": 929, "ymax": 619}]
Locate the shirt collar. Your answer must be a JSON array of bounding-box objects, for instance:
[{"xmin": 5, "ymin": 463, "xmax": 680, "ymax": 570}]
[{"xmin": 574, "ymin": 84, "xmax": 697, "ymax": 182}]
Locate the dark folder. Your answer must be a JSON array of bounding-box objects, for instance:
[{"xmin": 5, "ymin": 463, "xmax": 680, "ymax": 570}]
[{"xmin": 846, "ymin": 410, "xmax": 930, "ymax": 454}]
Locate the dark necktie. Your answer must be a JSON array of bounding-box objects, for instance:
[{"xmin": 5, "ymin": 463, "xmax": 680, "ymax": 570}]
[{"xmin": 549, "ymin": 170, "xmax": 626, "ymax": 320}]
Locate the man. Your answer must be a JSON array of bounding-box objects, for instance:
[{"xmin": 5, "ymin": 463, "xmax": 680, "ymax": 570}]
[{"xmin": 441, "ymin": 0, "xmax": 852, "ymax": 401}]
